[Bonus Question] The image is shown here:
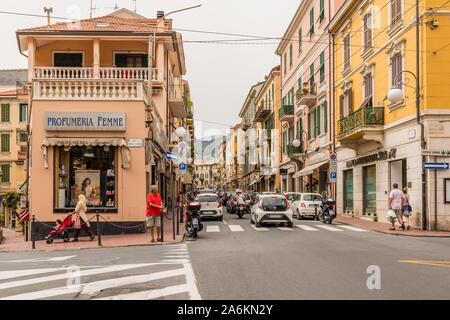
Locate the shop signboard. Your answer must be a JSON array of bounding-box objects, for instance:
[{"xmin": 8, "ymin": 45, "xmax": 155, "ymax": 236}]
[
  {"xmin": 422, "ymin": 150, "xmax": 450, "ymax": 157},
  {"xmin": 45, "ymin": 112, "xmax": 126, "ymax": 131},
  {"xmin": 127, "ymin": 139, "xmax": 143, "ymax": 148}
]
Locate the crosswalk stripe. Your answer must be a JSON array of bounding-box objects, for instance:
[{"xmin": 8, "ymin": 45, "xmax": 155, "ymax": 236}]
[
  {"xmin": 295, "ymin": 225, "xmax": 319, "ymax": 231},
  {"xmin": 338, "ymin": 225, "xmax": 368, "ymax": 232},
  {"xmin": 0, "ymin": 267, "xmax": 68, "ymax": 281},
  {"xmin": 96, "ymin": 284, "xmax": 189, "ymax": 300},
  {"xmin": 0, "ymin": 263, "xmax": 156, "ymax": 290},
  {"xmin": 228, "ymin": 225, "xmax": 244, "ymax": 232},
  {"xmin": 277, "ymin": 227, "xmax": 294, "ymax": 231},
  {"xmin": 0, "ymin": 268, "xmax": 187, "ymax": 300},
  {"xmin": 315, "ymin": 225, "xmax": 343, "ymax": 231},
  {"xmin": 206, "ymin": 225, "xmax": 220, "ymax": 232},
  {"xmin": 251, "ymin": 225, "xmax": 269, "ymax": 231}
]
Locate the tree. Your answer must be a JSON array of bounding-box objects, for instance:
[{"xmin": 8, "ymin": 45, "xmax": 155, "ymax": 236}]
[{"xmin": 3, "ymin": 191, "xmax": 21, "ymax": 231}]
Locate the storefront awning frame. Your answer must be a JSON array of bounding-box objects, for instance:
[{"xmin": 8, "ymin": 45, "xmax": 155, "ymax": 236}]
[{"xmin": 293, "ymin": 160, "xmax": 329, "ymax": 178}]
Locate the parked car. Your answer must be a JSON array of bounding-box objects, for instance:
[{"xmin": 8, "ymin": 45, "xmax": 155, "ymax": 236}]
[
  {"xmin": 250, "ymin": 194, "xmax": 293, "ymax": 227},
  {"xmin": 222, "ymin": 192, "xmax": 232, "ymax": 206},
  {"xmin": 196, "ymin": 193, "xmax": 223, "ymax": 221},
  {"xmin": 289, "ymin": 193, "xmax": 322, "ymax": 220}
]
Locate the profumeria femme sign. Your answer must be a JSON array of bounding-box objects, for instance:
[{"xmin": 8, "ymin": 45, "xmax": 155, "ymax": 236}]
[
  {"xmin": 45, "ymin": 112, "xmax": 126, "ymax": 131},
  {"xmin": 346, "ymin": 148, "xmax": 397, "ymax": 168}
]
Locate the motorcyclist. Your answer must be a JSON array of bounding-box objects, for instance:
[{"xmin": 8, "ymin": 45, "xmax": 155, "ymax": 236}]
[{"xmin": 234, "ymin": 189, "xmax": 246, "ymax": 206}]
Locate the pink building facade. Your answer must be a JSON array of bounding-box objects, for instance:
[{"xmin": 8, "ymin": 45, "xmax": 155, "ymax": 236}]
[{"xmin": 276, "ymin": 0, "xmax": 345, "ymax": 195}]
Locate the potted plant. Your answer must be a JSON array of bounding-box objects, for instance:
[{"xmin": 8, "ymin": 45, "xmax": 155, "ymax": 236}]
[{"xmin": 3, "ymin": 192, "xmax": 21, "ymax": 233}]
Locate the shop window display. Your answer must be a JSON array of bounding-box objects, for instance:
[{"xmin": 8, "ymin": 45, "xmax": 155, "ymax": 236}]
[{"xmin": 55, "ymin": 146, "xmax": 117, "ymax": 211}]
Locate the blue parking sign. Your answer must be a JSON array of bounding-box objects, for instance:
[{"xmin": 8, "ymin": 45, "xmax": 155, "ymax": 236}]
[
  {"xmin": 330, "ymin": 172, "xmax": 337, "ymax": 179},
  {"xmin": 179, "ymin": 163, "xmax": 186, "ymax": 170}
]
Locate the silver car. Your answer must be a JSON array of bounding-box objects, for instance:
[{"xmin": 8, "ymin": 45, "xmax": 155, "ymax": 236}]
[
  {"xmin": 250, "ymin": 194, "xmax": 294, "ymax": 227},
  {"xmin": 196, "ymin": 193, "xmax": 223, "ymax": 221}
]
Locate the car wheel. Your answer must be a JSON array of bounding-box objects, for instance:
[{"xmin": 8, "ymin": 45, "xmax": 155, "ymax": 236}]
[
  {"xmin": 287, "ymin": 221, "xmax": 293, "ymax": 228},
  {"xmin": 256, "ymin": 221, "xmax": 263, "ymax": 228},
  {"xmin": 218, "ymin": 216, "xmax": 223, "ymax": 221},
  {"xmin": 250, "ymin": 216, "xmax": 254, "ymax": 224},
  {"xmin": 297, "ymin": 210, "xmax": 303, "ymax": 220}
]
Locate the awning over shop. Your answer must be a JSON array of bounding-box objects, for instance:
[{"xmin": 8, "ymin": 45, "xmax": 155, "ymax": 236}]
[
  {"xmin": 249, "ymin": 177, "xmax": 262, "ymax": 187},
  {"xmin": 293, "ymin": 160, "xmax": 329, "ymax": 178},
  {"xmin": 41, "ymin": 137, "xmax": 131, "ymax": 169}
]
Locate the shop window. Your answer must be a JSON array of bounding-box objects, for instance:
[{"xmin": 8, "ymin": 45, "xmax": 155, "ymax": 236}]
[
  {"xmin": 54, "ymin": 146, "xmax": 117, "ymax": 211},
  {"xmin": 363, "ymin": 165, "xmax": 376, "ymax": 215}
]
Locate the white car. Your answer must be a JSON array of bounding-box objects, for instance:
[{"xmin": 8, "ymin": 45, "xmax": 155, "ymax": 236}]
[
  {"xmin": 289, "ymin": 193, "xmax": 322, "ymax": 219},
  {"xmin": 250, "ymin": 194, "xmax": 293, "ymax": 227},
  {"xmin": 196, "ymin": 193, "xmax": 223, "ymax": 221}
]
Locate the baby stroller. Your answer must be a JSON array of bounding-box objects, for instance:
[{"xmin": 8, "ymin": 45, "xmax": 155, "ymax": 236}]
[{"xmin": 45, "ymin": 214, "xmax": 73, "ymax": 244}]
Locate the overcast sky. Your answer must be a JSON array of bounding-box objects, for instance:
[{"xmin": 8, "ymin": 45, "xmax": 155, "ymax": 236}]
[{"xmin": 1, "ymin": 0, "xmax": 300, "ymax": 139}]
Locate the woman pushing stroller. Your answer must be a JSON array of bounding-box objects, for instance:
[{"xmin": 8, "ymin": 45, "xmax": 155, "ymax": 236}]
[{"xmin": 71, "ymin": 194, "xmax": 95, "ymax": 242}]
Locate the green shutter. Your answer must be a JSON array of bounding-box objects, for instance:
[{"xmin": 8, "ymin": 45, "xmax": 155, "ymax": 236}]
[
  {"xmin": 19, "ymin": 104, "xmax": 23, "ymax": 122},
  {"xmin": 323, "ymin": 101, "xmax": 328, "ymax": 133},
  {"xmin": 298, "ymin": 76, "xmax": 303, "ymax": 93},
  {"xmin": 320, "ymin": 0, "xmax": 325, "ymax": 22},
  {"xmin": 310, "ymin": 63, "xmax": 314, "ymax": 86},
  {"xmin": 320, "ymin": 51, "xmax": 325, "ymax": 83},
  {"xmin": 309, "ymin": 8, "xmax": 314, "ymax": 35},
  {"xmin": 317, "ymin": 107, "xmax": 321, "ymax": 135},
  {"xmin": 307, "ymin": 113, "xmax": 311, "ymax": 139},
  {"xmin": 1, "ymin": 134, "xmax": 9, "ymax": 152},
  {"xmin": 1, "ymin": 164, "xmax": 9, "ymax": 182},
  {"xmin": 284, "ymin": 53, "xmax": 287, "ymax": 74},
  {"xmin": 1, "ymin": 104, "xmax": 10, "ymax": 122},
  {"xmin": 298, "ymin": 28, "xmax": 302, "ymax": 52},
  {"xmin": 289, "ymin": 44, "xmax": 293, "ymax": 67},
  {"xmin": 313, "ymin": 110, "xmax": 317, "ymax": 138}
]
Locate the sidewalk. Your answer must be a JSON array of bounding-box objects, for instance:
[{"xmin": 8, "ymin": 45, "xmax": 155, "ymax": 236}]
[
  {"xmin": 0, "ymin": 212, "xmax": 185, "ymax": 252},
  {"xmin": 335, "ymin": 215, "xmax": 450, "ymax": 237}
]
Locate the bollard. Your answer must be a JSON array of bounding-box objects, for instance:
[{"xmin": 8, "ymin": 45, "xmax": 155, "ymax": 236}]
[
  {"xmin": 96, "ymin": 211, "xmax": 102, "ymax": 246},
  {"xmin": 31, "ymin": 215, "xmax": 35, "ymax": 249}
]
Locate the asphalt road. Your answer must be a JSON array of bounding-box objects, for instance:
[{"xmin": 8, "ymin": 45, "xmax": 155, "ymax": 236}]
[{"xmin": 0, "ymin": 207, "xmax": 449, "ymax": 300}]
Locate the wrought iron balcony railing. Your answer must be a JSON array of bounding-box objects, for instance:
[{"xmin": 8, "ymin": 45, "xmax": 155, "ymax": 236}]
[
  {"xmin": 278, "ymin": 104, "xmax": 294, "ymax": 121},
  {"xmin": 337, "ymin": 107, "xmax": 384, "ymax": 137},
  {"xmin": 287, "ymin": 143, "xmax": 303, "ymax": 157}
]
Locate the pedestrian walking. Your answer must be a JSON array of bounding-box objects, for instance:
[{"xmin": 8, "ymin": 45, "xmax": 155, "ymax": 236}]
[
  {"xmin": 146, "ymin": 185, "xmax": 166, "ymax": 242},
  {"xmin": 388, "ymin": 183, "xmax": 406, "ymax": 231},
  {"xmin": 402, "ymin": 187, "xmax": 412, "ymax": 230},
  {"xmin": 71, "ymin": 194, "xmax": 95, "ymax": 242}
]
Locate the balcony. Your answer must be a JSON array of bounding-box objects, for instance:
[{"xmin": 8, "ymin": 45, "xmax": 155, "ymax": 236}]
[
  {"xmin": 18, "ymin": 151, "xmax": 27, "ymax": 161},
  {"xmin": 296, "ymin": 82, "xmax": 316, "ymax": 107},
  {"xmin": 278, "ymin": 104, "xmax": 294, "ymax": 122},
  {"xmin": 287, "ymin": 143, "xmax": 303, "ymax": 157},
  {"xmin": 254, "ymin": 102, "xmax": 271, "ymax": 122},
  {"xmin": 337, "ymin": 107, "xmax": 384, "ymax": 146},
  {"xmin": 168, "ymin": 92, "xmax": 187, "ymax": 118}
]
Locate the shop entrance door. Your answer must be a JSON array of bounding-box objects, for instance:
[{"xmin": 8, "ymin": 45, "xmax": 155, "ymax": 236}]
[
  {"xmin": 363, "ymin": 165, "xmax": 376, "ymax": 215},
  {"xmin": 390, "ymin": 159, "xmax": 407, "ymax": 189},
  {"xmin": 344, "ymin": 169, "xmax": 354, "ymax": 211},
  {"xmin": 319, "ymin": 169, "xmax": 328, "ymax": 194}
]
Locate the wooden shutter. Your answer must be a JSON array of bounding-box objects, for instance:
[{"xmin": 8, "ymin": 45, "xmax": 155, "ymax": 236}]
[
  {"xmin": 1, "ymin": 134, "xmax": 9, "ymax": 152},
  {"xmin": 307, "ymin": 113, "xmax": 311, "ymax": 139},
  {"xmin": 323, "ymin": 101, "xmax": 328, "ymax": 133},
  {"xmin": 309, "ymin": 8, "xmax": 314, "ymax": 35},
  {"xmin": 298, "ymin": 28, "xmax": 302, "ymax": 52},
  {"xmin": 320, "ymin": 0, "xmax": 325, "ymax": 22},
  {"xmin": 1, "ymin": 104, "xmax": 10, "ymax": 122},
  {"xmin": 1, "ymin": 164, "xmax": 9, "ymax": 183},
  {"xmin": 309, "ymin": 63, "xmax": 314, "ymax": 86},
  {"xmin": 320, "ymin": 51, "xmax": 325, "ymax": 83},
  {"xmin": 313, "ymin": 109, "xmax": 317, "ymax": 138},
  {"xmin": 349, "ymin": 88, "xmax": 354, "ymax": 114},
  {"xmin": 317, "ymin": 106, "xmax": 321, "ymax": 135},
  {"xmin": 339, "ymin": 94, "xmax": 345, "ymax": 119}
]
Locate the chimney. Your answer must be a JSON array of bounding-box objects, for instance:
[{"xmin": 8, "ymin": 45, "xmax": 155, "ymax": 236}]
[
  {"xmin": 44, "ymin": 7, "xmax": 53, "ymax": 26},
  {"xmin": 157, "ymin": 11, "xmax": 164, "ymax": 18}
]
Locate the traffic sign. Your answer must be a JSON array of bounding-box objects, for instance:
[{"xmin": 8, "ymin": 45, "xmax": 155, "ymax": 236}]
[
  {"xmin": 179, "ymin": 163, "xmax": 186, "ymax": 170},
  {"xmin": 330, "ymin": 172, "xmax": 337, "ymax": 180},
  {"xmin": 422, "ymin": 150, "xmax": 450, "ymax": 157},
  {"xmin": 330, "ymin": 153, "xmax": 337, "ymax": 161},
  {"xmin": 424, "ymin": 162, "xmax": 449, "ymax": 170}
]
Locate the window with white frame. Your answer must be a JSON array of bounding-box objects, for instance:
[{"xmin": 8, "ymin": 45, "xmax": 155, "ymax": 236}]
[
  {"xmin": 363, "ymin": 73, "xmax": 373, "ymax": 100},
  {"xmin": 391, "ymin": 54, "xmax": 402, "ymax": 88},
  {"xmin": 390, "ymin": 0, "xmax": 402, "ymax": 28}
]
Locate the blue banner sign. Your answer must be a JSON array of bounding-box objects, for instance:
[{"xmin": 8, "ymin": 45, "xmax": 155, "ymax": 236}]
[
  {"xmin": 45, "ymin": 112, "xmax": 126, "ymax": 131},
  {"xmin": 424, "ymin": 162, "xmax": 449, "ymax": 170}
]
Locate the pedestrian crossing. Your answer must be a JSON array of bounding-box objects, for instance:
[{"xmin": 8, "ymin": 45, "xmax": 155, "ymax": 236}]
[
  {"xmin": 204, "ymin": 223, "xmax": 368, "ymax": 233},
  {"xmin": 0, "ymin": 244, "xmax": 201, "ymax": 300}
]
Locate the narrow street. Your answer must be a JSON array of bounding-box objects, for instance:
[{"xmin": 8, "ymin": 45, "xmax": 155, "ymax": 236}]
[{"xmin": 1, "ymin": 207, "xmax": 449, "ymax": 300}]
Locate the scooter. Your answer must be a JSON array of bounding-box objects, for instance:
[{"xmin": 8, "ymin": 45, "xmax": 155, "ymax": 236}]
[
  {"xmin": 186, "ymin": 201, "xmax": 203, "ymax": 239},
  {"xmin": 318, "ymin": 191, "xmax": 336, "ymax": 224},
  {"xmin": 237, "ymin": 203, "xmax": 246, "ymax": 219}
]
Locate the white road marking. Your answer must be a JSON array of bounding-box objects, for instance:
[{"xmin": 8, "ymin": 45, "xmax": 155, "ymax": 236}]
[
  {"xmin": 338, "ymin": 225, "xmax": 368, "ymax": 232},
  {"xmin": 0, "ymin": 255, "xmax": 76, "ymax": 263},
  {"xmin": 0, "ymin": 267, "xmax": 67, "ymax": 281},
  {"xmin": 295, "ymin": 225, "xmax": 319, "ymax": 231},
  {"xmin": 183, "ymin": 261, "xmax": 202, "ymax": 300},
  {"xmin": 0, "ymin": 263, "xmax": 157, "ymax": 290},
  {"xmin": 206, "ymin": 225, "xmax": 220, "ymax": 233},
  {"xmin": 228, "ymin": 225, "xmax": 244, "ymax": 232},
  {"xmin": 251, "ymin": 225, "xmax": 269, "ymax": 231},
  {"xmin": 277, "ymin": 227, "xmax": 294, "ymax": 231},
  {"xmin": 315, "ymin": 225, "xmax": 343, "ymax": 231},
  {"xmin": 96, "ymin": 284, "xmax": 190, "ymax": 300},
  {"xmin": 163, "ymin": 255, "xmax": 190, "ymax": 259}
]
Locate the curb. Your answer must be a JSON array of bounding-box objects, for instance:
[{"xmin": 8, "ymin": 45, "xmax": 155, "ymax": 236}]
[
  {"xmin": 335, "ymin": 219, "xmax": 450, "ymax": 238},
  {"xmin": 0, "ymin": 232, "xmax": 187, "ymax": 253}
]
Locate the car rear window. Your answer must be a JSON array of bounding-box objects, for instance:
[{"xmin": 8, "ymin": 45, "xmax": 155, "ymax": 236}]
[
  {"xmin": 197, "ymin": 195, "xmax": 218, "ymax": 202},
  {"xmin": 262, "ymin": 197, "xmax": 287, "ymax": 211},
  {"xmin": 303, "ymin": 194, "xmax": 322, "ymax": 201},
  {"xmin": 287, "ymin": 194, "xmax": 301, "ymax": 201},
  {"xmin": 244, "ymin": 194, "xmax": 251, "ymax": 200}
]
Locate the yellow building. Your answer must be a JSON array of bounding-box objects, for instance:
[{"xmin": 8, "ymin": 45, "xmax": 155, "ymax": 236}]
[
  {"xmin": 254, "ymin": 65, "xmax": 282, "ymax": 192},
  {"xmin": 330, "ymin": 0, "xmax": 450, "ymax": 230},
  {"xmin": 0, "ymin": 84, "xmax": 28, "ymax": 227}
]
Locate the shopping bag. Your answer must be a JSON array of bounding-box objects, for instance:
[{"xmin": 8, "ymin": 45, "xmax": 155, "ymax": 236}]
[{"xmin": 387, "ymin": 209, "xmax": 397, "ymax": 219}]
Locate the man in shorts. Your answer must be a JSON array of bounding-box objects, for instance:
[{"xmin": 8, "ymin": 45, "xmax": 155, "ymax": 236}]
[
  {"xmin": 388, "ymin": 183, "xmax": 406, "ymax": 230},
  {"xmin": 146, "ymin": 185, "xmax": 165, "ymax": 242}
]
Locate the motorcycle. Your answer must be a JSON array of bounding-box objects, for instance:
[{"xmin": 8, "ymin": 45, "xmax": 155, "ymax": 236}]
[
  {"xmin": 318, "ymin": 191, "xmax": 336, "ymax": 224},
  {"xmin": 237, "ymin": 203, "xmax": 246, "ymax": 219},
  {"xmin": 186, "ymin": 201, "xmax": 203, "ymax": 238}
]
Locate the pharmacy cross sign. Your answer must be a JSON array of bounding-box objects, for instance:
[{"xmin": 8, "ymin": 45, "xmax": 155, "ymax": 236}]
[{"xmin": 422, "ymin": 150, "xmax": 450, "ymax": 157}]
